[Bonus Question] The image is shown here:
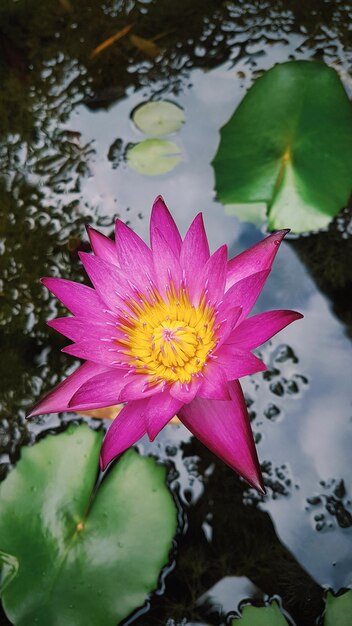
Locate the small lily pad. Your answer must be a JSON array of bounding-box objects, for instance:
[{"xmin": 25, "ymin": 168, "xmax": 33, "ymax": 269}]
[
  {"xmin": 132, "ymin": 101, "xmax": 185, "ymax": 136},
  {"xmin": 126, "ymin": 139, "xmax": 182, "ymax": 175},
  {"xmin": 0, "ymin": 425, "xmax": 177, "ymax": 626},
  {"xmin": 213, "ymin": 61, "xmax": 352, "ymax": 233},
  {"xmin": 324, "ymin": 590, "xmax": 352, "ymax": 626},
  {"xmin": 232, "ymin": 601, "xmax": 290, "ymax": 625}
]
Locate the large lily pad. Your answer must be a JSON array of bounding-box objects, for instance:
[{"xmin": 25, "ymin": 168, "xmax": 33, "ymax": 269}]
[
  {"xmin": 126, "ymin": 138, "xmax": 182, "ymax": 175},
  {"xmin": 132, "ymin": 101, "xmax": 185, "ymax": 136},
  {"xmin": 213, "ymin": 61, "xmax": 352, "ymax": 233},
  {"xmin": 324, "ymin": 590, "xmax": 352, "ymax": 626},
  {"xmin": 231, "ymin": 601, "xmax": 289, "ymax": 624},
  {"xmin": 0, "ymin": 425, "xmax": 177, "ymax": 626}
]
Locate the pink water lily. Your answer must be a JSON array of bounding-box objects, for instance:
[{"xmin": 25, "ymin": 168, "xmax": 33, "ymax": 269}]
[{"xmin": 29, "ymin": 197, "xmax": 302, "ymax": 492}]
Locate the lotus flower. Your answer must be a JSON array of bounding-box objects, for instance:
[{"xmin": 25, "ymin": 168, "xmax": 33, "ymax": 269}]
[{"xmin": 29, "ymin": 197, "xmax": 302, "ymax": 491}]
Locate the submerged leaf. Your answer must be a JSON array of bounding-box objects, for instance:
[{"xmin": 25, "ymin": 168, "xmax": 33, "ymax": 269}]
[
  {"xmin": 213, "ymin": 61, "xmax": 352, "ymax": 233},
  {"xmin": 0, "ymin": 425, "xmax": 177, "ymax": 626},
  {"xmin": 130, "ymin": 34, "xmax": 161, "ymax": 58},
  {"xmin": 132, "ymin": 101, "xmax": 185, "ymax": 136},
  {"xmin": 126, "ymin": 139, "xmax": 182, "ymax": 175},
  {"xmin": 76, "ymin": 403, "xmax": 123, "ymax": 420},
  {"xmin": 90, "ymin": 24, "xmax": 133, "ymax": 58}
]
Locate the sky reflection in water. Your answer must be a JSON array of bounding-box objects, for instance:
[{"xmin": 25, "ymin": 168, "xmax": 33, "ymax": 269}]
[{"xmin": 1, "ymin": 1, "xmax": 352, "ymax": 623}]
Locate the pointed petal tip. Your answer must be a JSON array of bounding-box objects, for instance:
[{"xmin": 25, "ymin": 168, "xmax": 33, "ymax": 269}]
[
  {"xmin": 147, "ymin": 430, "xmax": 157, "ymax": 442},
  {"xmin": 61, "ymin": 344, "xmax": 77, "ymax": 356},
  {"xmin": 153, "ymin": 194, "xmax": 166, "ymax": 206},
  {"xmin": 85, "ymin": 223, "xmax": 97, "ymax": 241},
  {"xmin": 46, "ymin": 318, "xmax": 61, "ymax": 330},
  {"xmin": 26, "ymin": 403, "xmax": 46, "ymax": 419},
  {"xmin": 194, "ymin": 211, "xmax": 204, "ymax": 223},
  {"xmin": 242, "ymin": 464, "xmax": 265, "ymax": 494},
  {"xmin": 277, "ymin": 228, "xmax": 290, "ymax": 236},
  {"xmin": 251, "ymin": 476, "xmax": 266, "ymax": 495},
  {"xmin": 151, "ymin": 195, "xmax": 169, "ymax": 215},
  {"xmin": 267, "ymin": 228, "xmax": 290, "ymax": 239}
]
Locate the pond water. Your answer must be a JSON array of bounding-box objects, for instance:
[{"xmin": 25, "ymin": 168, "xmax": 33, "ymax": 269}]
[{"xmin": 1, "ymin": 1, "xmax": 352, "ymax": 625}]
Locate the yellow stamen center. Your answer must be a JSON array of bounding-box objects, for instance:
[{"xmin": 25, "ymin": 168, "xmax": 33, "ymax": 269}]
[{"xmin": 116, "ymin": 286, "xmax": 217, "ymax": 384}]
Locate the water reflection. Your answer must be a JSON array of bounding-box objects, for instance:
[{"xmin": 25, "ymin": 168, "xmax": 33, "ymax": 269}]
[{"xmin": 1, "ymin": 1, "xmax": 352, "ymax": 624}]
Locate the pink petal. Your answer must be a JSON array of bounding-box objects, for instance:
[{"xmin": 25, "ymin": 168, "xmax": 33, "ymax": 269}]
[
  {"xmin": 79, "ymin": 252, "xmax": 137, "ymax": 312},
  {"xmin": 86, "ymin": 225, "xmax": 119, "ymax": 266},
  {"xmin": 62, "ymin": 339, "xmax": 128, "ymax": 368},
  {"xmin": 198, "ymin": 362, "xmax": 230, "ymax": 400},
  {"xmin": 152, "ymin": 227, "xmax": 182, "ymax": 298},
  {"xmin": 47, "ymin": 316, "xmax": 121, "ymax": 344},
  {"xmin": 221, "ymin": 269, "xmax": 270, "ymax": 323},
  {"xmin": 215, "ymin": 344, "xmax": 266, "ymax": 380},
  {"xmin": 27, "ymin": 361, "xmax": 109, "ymax": 418},
  {"xmin": 226, "ymin": 230, "xmax": 289, "ymax": 290},
  {"xmin": 227, "ymin": 309, "xmax": 303, "ymax": 350},
  {"xmin": 119, "ymin": 374, "xmax": 163, "ymax": 401},
  {"xmin": 180, "ymin": 213, "xmax": 210, "ymax": 294},
  {"xmin": 170, "ymin": 376, "xmax": 202, "ymax": 403},
  {"xmin": 193, "ymin": 245, "xmax": 227, "ymax": 306},
  {"xmin": 41, "ymin": 278, "xmax": 104, "ymax": 319},
  {"xmin": 100, "ymin": 399, "xmax": 148, "ymax": 470},
  {"xmin": 115, "ymin": 220, "xmax": 155, "ymax": 285},
  {"xmin": 179, "ymin": 381, "xmax": 264, "ymax": 491},
  {"xmin": 143, "ymin": 392, "xmax": 183, "ymax": 441},
  {"xmin": 150, "ymin": 196, "xmax": 182, "ymax": 258},
  {"xmin": 215, "ymin": 305, "xmax": 242, "ymax": 349},
  {"xmin": 69, "ymin": 369, "xmax": 127, "ymax": 409}
]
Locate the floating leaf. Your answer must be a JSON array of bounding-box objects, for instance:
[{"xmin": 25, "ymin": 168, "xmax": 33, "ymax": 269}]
[
  {"xmin": 0, "ymin": 425, "xmax": 177, "ymax": 626},
  {"xmin": 324, "ymin": 590, "xmax": 352, "ymax": 626},
  {"xmin": 132, "ymin": 101, "xmax": 185, "ymax": 136},
  {"xmin": 90, "ymin": 24, "xmax": 133, "ymax": 58},
  {"xmin": 126, "ymin": 139, "xmax": 182, "ymax": 175},
  {"xmin": 213, "ymin": 61, "xmax": 352, "ymax": 233},
  {"xmin": 130, "ymin": 34, "xmax": 160, "ymax": 58},
  {"xmin": 232, "ymin": 601, "xmax": 290, "ymax": 625}
]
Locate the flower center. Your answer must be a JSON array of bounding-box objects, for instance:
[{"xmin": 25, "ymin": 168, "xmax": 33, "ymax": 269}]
[{"xmin": 116, "ymin": 287, "xmax": 217, "ymax": 384}]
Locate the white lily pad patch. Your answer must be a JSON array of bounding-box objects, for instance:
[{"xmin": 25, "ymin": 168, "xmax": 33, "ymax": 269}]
[
  {"xmin": 126, "ymin": 139, "xmax": 182, "ymax": 176},
  {"xmin": 132, "ymin": 101, "xmax": 185, "ymax": 136}
]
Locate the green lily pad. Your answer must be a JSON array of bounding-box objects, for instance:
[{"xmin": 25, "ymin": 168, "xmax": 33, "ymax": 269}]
[
  {"xmin": 324, "ymin": 590, "xmax": 352, "ymax": 626},
  {"xmin": 213, "ymin": 61, "xmax": 352, "ymax": 233},
  {"xmin": 0, "ymin": 425, "xmax": 177, "ymax": 626},
  {"xmin": 232, "ymin": 601, "xmax": 290, "ymax": 625},
  {"xmin": 126, "ymin": 139, "xmax": 182, "ymax": 175},
  {"xmin": 132, "ymin": 101, "xmax": 185, "ymax": 136}
]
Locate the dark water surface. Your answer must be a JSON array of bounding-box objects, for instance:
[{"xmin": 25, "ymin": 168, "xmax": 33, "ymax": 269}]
[{"xmin": 1, "ymin": 1, "xmax": 352, "ymax": 625}]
